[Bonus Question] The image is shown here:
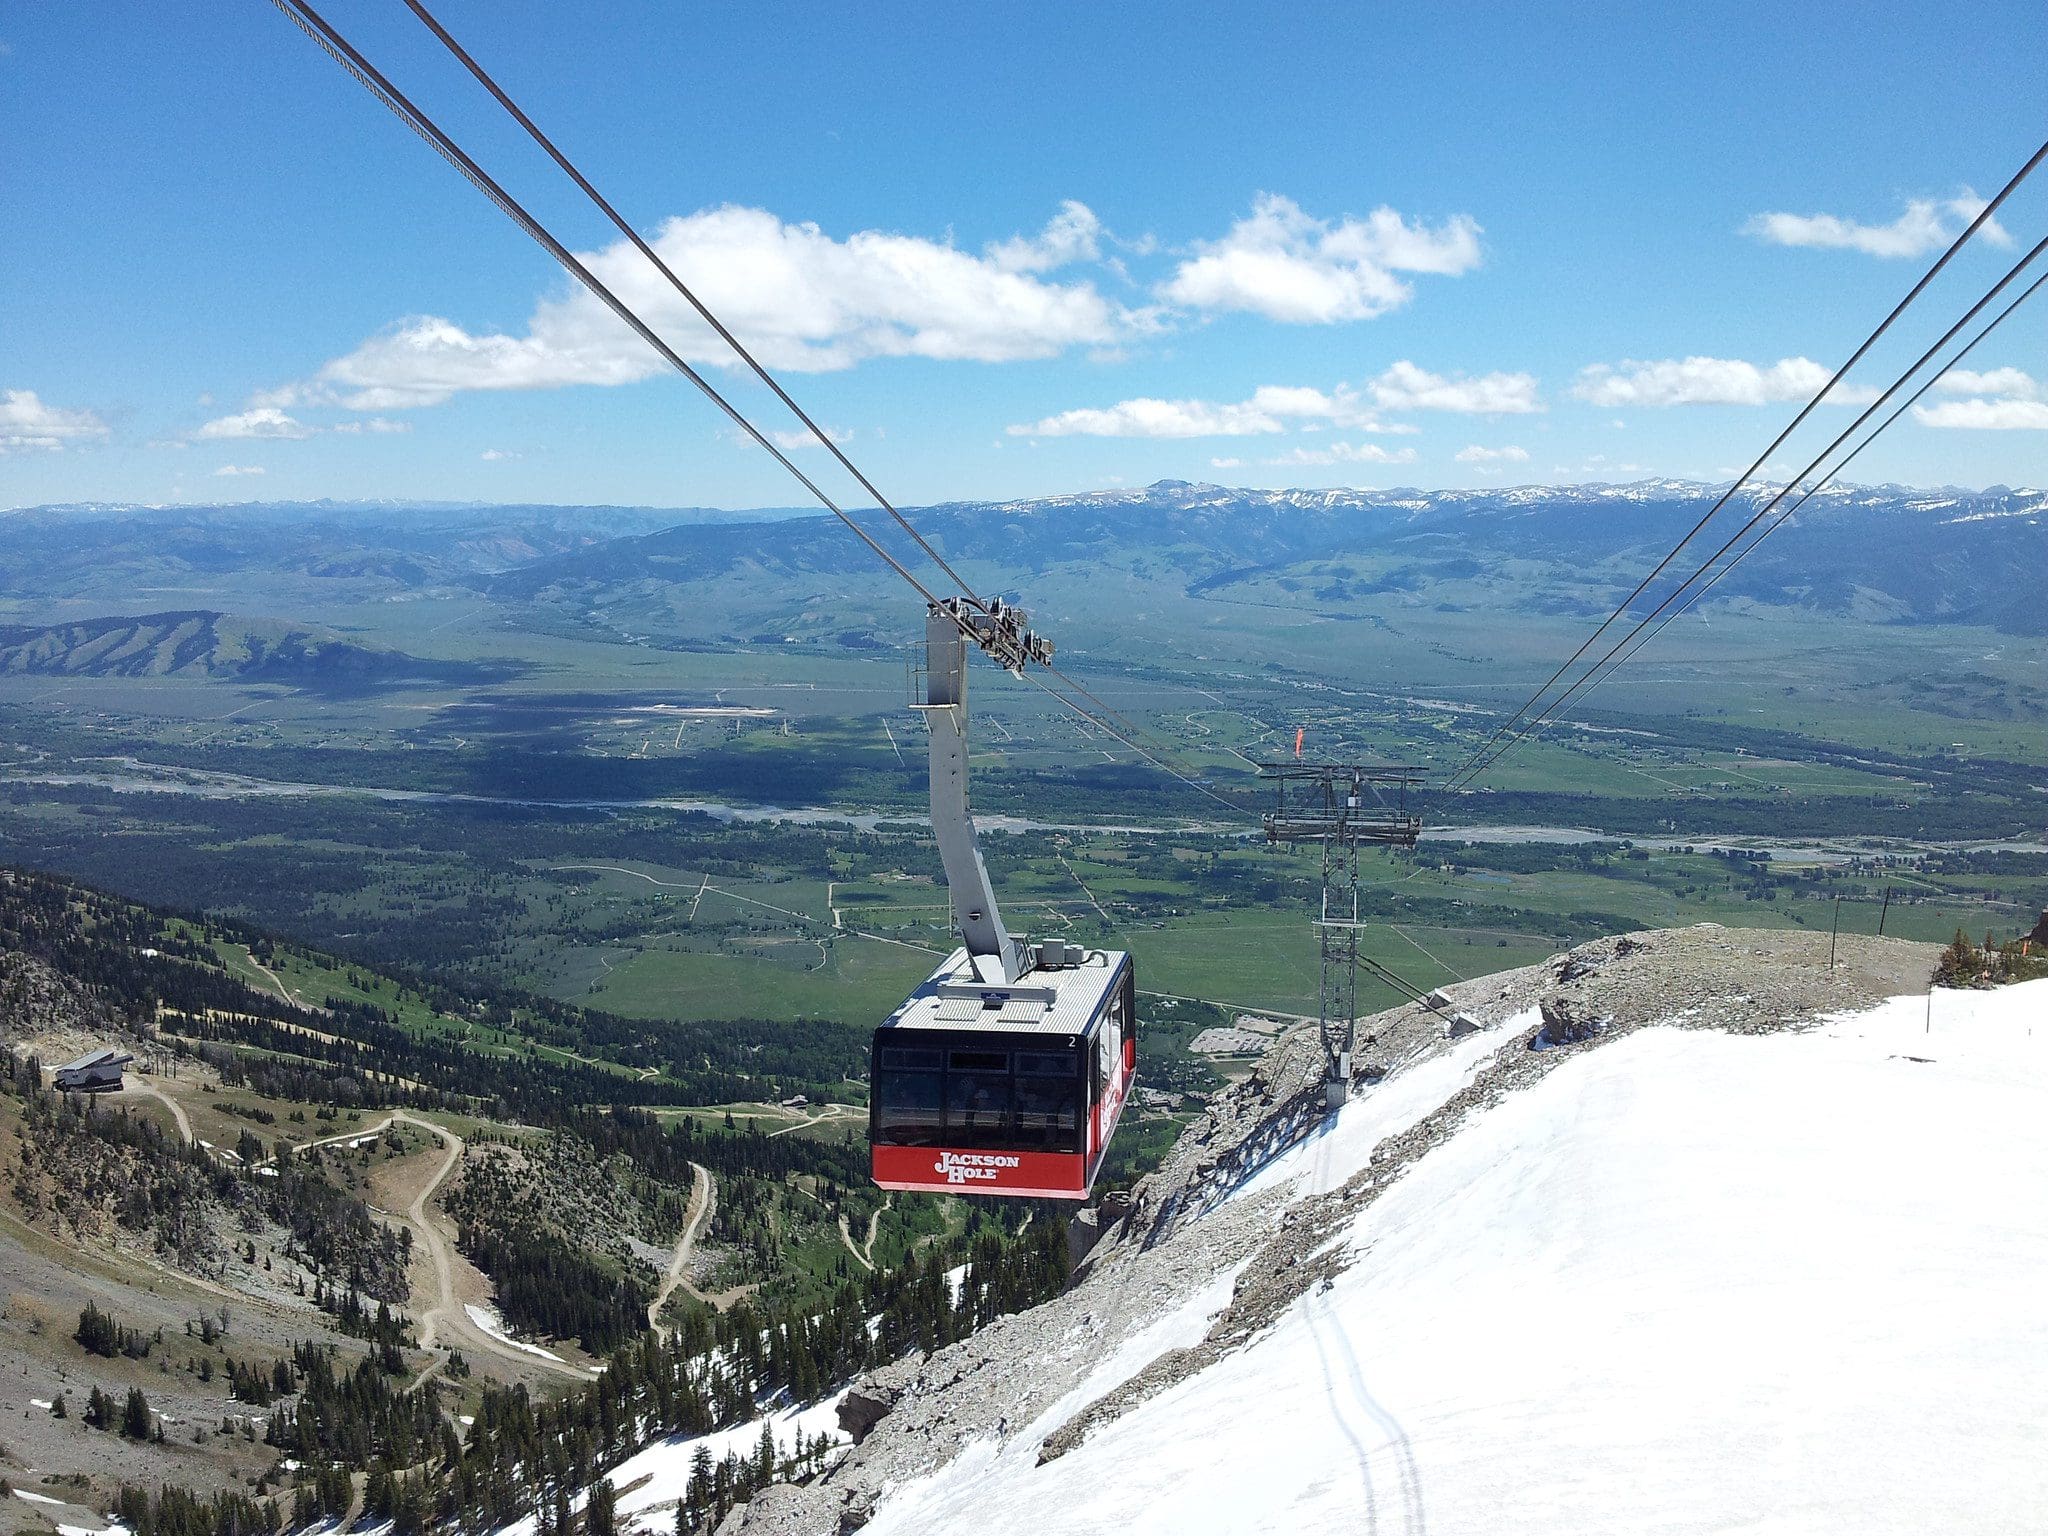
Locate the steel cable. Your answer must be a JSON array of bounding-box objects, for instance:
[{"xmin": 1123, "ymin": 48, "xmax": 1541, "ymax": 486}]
[
  {"xmin": 1444, "ymin": 136, "xmax": 2048, "ymax": 787},
  {"xmin": 1553, "ymin": 263, "xmax": 2048, "ymax": 721},
  {"xmin": 396, "ymin": 0, "xmax": 990, "ymax": 612},
  {"xmin": 268, "ymin": 0, "xmax": 950, "ymax": 611},
  {"xmin": 1449, "ymin": 232, "xmax": 2048, "ymax": 789}
]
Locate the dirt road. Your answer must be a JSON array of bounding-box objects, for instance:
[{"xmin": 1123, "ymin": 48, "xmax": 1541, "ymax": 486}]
[
  {"xmin": 125, "ymin": 1076, "xmax": 192, "ymax": 1144},
  {"xmin": 381, "ymin": 1111, "xmax": 597, "ymax": 1383},
  {"xmin": 296, "ymin": 1110, "xmax": 596, "ymax": 1382},
  {"xmin": 648, "ymin": 1162, "xmax": 712, "ymax": 1336},
  {"xmin": 766, "ymin": 1101, "xmax": 862, "ymax": 1138},
  {"xmin": 837, "ymin": 1195, "xmax": 889, "ymax": 1272}
]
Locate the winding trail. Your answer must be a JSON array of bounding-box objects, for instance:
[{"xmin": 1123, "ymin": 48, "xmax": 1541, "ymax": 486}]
[
  {"xmin": 100, "ymin": 1083, "xmax": 590, "ymax": 1381},
  {"xmin": 836, "ymin": 1195, "xmax": 890, "ymax": 1271},
  {"xmin": 648, "ymin": 1163, "xmax": 712, "ymax": 1337},
  {"xmin": 243, "ymin": 950, "xmax": 311, "ymax": 1010}
]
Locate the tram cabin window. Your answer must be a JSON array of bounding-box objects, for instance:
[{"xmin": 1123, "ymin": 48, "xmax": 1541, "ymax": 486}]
[
  {"xmin": 873, "ymin": 1046, "xmax": 945, "ymax": 1145},
  {"xmin": 871, "ymin": 1036, "xmax": 1083, "ymax": 1154},
  {"xmin": 946, "ymin": 1049, "xmax": 1013, "ymax": 1138}
]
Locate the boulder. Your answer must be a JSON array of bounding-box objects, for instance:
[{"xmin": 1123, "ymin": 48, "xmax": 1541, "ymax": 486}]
[
  {"xmin": 837, "ymin": 1359, "xmax": 917, "ymax": 1444},
  {"xmin": 1536, "ymin": 995, "xmax": 1603, "ymax": 1047},
  {"xmin": 1066, "ymin": 1207, "xmax": 1104, "ymax": 1269}
]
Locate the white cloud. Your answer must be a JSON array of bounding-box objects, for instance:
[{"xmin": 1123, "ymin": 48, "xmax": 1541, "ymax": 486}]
[
  {"xmin": 1572, "ymin": 356, "xmax": 1879, "ymax": 408},
  {"xmin": 984, "ymin": 200, "xmax": 1102, "ymax": 273},
  {"xmin": 771, "ymin": 425, "xmax": 852, "ymax": 450},
  {"xmin": 0, "ymin": 388, "xmax": 109, "ymax": 453},
  {"xmin": 1264, "ymin": 441, "xmax": 1417, "ymax": 467},
  {"xmin": 1745, "ymin": 192, "xmax": 2011, "ymax": 258},
  {"xmin": 1368, "ymin": 360, "xmax": 1540, "ymax": 414},
  {"xmin": 284, "ymin": 204, "xmax": 1150, "ymax": 409},
  {"xmin": 1160, "ymin": 193, "xmax": 1481, "ymax": 323},
  {"xmin": 1932, "ymin": 367, "xmax": 2040, "ymax": 401},
  {"xmin": 1454, "ymin": 444, "xmax": 1530, "ymax": 463},
  {"xmin": 1912, "ymin": 398, "xmax": 2048, "ymax": 430},
  {"xmin": 331, "ymin": 416, "xmax": 412, "ymax": 435},
  {"xmin": 479, "ymin": 448, "xmax": 522, "ymax": 461},
  {"xmin": 1009, "ymin": 383, "xmax": 1413, "ymax": 439},
  {"xmin": 1209, "ymin": 457, "xmax": 1245, "ymax": 469},
  {"xmin": 195, "ymin": 406, "xmax": 314, "ymax": 440},
  {"xmin": 211, "ymin": 464, "xmax": 265, "ymax": 476}
]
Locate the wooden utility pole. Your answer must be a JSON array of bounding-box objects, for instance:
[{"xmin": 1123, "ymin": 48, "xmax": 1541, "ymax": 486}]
[
  {"xmin": 1877, "ymin": 885, "xmax": 1893, "ymax": 937},
  {"xmin": 1829, "ymin": 895, "xmax": 1842, "ymax": 971}
]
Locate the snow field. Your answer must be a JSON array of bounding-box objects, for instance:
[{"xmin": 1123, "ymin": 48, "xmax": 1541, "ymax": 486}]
[
  {"xmin": 865, "ymin": 1264, "xmax": 1247, "ymax": 1536},
  {"xmin": 865, "ymin": 980, "xmax": 2048, "ymax": 1535}
]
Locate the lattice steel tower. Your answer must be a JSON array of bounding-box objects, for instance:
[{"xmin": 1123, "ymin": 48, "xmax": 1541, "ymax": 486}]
[{"xmin": 1259, "ymin": 764, "xmax": 1423, "ymax": 1108}]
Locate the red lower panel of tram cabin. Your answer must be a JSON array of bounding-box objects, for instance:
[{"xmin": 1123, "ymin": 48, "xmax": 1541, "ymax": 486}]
[{"xmin": 872, "ymin": 1145, "xmax": 1089, "ymax": 1199}]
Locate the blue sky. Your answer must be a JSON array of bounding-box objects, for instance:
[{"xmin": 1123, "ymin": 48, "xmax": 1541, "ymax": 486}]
[{"xmin": 3, "ymin": 1, "xmax": 2044, "ymax": 510}]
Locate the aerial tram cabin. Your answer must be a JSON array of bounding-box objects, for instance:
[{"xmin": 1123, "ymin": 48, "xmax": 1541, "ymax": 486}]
[
  {"xmin": 870, "ymin": 601, "xmax": 1137, "ymax": 1200},
  {"xmin": 871, "ymin": 941, "xmax": 1136, "ymax": 1198}
]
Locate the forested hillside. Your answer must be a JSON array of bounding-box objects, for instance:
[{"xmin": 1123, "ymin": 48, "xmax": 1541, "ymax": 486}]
[{"xmin": 0, "ymin": 866, "xmax": 1080, "ymax": 1536}]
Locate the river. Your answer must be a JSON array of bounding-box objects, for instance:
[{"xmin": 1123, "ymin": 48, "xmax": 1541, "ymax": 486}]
[{"xmin": 6, "ymin": 757, "xmax": 2041, "ymax": 862}]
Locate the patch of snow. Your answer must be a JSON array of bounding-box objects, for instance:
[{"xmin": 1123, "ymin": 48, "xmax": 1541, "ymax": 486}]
[
  {"xmin": 255, "ymin": 1165, "xmax": 279, "ymax": 1178},
  {"xmin": 493, "ymin": 1393, "xmax": 851, "ymax": 1536},
  {"xmin": 944, "ymin": 1263, "xmax": 968, "ymax": 1308},
  {"xmin": 609, "ymin": 1392, "xmax": 850, "ymax": 1533},
  {"xmin": 58, "ymin": 1524, "xmax": 130, "ymax": 1536},
  {"xmin": 31, "ymin": 1397, "xmax": 53, "ymax": 1409},
  {"xmin": 464, "ymin": 1304, "xmax": 565, "ymax": 1364},
  {"xmin": 14, "ymin": 1489, "xmax": 67, "ymax": 1506},
  {"xmin": 866, "ymin": 979, "xmax": 2048, "ymax": 1535},
  {"xmin": 1231, "ymin": 1006, "xmax": 1536, "ymax": 1204}
]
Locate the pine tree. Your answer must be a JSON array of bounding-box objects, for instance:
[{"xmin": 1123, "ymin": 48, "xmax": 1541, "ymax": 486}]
[{"xmin": 122, "ymin": 1386, "xmax": 153, "ymax": 1440}]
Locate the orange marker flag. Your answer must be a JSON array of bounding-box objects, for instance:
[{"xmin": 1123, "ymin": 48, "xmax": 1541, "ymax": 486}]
[{"xmin": 1294, "ymin": 727, "xmax": 1305, "ymax": 758}]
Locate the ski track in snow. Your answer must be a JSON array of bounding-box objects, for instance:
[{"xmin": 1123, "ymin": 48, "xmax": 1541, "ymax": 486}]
[{"xmin": 864, "ymin": 979, "xmax": 2048, "ymax": 1536}]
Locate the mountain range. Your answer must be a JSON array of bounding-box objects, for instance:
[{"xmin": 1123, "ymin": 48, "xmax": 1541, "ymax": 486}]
[
  {"xmin": 484, "ymin": 477, "xmax": 2048, "ymax": 638},
  {"xmin": 7, "ymin": 478, "xmax": 2044, "ymax": 639}
]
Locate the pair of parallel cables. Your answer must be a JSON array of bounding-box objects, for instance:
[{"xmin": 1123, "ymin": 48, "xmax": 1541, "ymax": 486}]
[
  {"xmin": 268, "ymin": 0, "xmax": 1251, "ymax": 822},
  {"xmin": 1444, "ymin": 140, "xmax": 2048, "ymax": 790}
]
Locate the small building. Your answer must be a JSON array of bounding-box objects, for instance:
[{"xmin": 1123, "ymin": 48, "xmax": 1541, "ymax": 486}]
[{"xmin": 53, "ymin": 1046, "xmax": 133, "ymax": 1094}]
